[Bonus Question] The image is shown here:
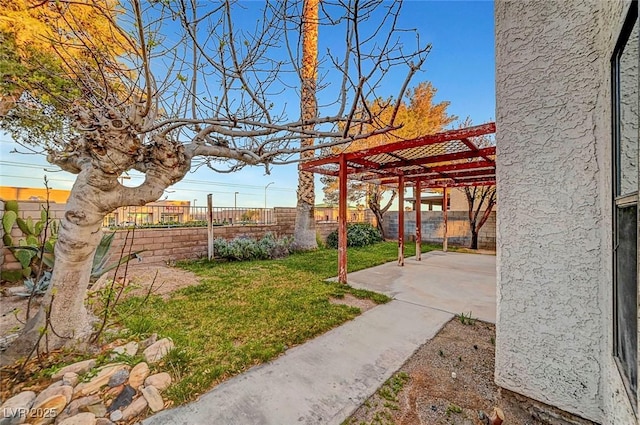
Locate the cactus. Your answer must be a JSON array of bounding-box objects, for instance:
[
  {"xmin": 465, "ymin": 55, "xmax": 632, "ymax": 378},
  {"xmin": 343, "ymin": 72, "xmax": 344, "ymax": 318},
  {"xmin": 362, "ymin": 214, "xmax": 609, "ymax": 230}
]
[{"xmin": 2, "ymin": 201, "xmax": 57, "ymax": 283}]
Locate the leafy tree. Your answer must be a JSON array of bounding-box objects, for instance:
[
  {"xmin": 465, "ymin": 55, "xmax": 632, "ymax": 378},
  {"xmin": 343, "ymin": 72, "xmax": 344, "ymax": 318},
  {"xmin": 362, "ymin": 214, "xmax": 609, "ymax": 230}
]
[
  {"xmin": 321, "ymin": 82, "xmax": 456, "ymax": 236},
  {"xmin": 1, "ymin": 0, "xmax": 430, "ymax": 361}
]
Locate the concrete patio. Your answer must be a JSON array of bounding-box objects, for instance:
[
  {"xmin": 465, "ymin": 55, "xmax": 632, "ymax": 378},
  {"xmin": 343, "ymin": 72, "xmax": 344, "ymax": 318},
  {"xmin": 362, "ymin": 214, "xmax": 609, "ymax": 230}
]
[{"xmin": 143, "ymin": 251, "xmax": 496, "ymax": 425}]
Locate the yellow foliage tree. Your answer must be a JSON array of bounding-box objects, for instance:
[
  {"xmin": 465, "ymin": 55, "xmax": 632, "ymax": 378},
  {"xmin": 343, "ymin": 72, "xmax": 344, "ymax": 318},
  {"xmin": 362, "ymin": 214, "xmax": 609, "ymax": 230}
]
[
  {"xmin": 0, "ymin": 0, "xmax": 130, "ymax": 120},
  {"xmin": 322, "ymin": 82, "xmax": 456, "ymax": 236}
]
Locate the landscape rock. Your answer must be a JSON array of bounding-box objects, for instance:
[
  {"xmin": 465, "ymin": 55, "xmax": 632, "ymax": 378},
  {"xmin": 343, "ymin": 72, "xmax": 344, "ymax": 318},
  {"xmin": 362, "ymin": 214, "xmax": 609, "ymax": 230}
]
[
  {"xmin": 142, "ymin": 339, "xmax": 173, "ymax": 363},
  {"xmin": 44, "ymin": 381, "xmax": 63, "ymax": 390},
  {"xmin": 55, "ymin": 396, "xmax": 101, "ymax": 423},
  {"xmin": 0, "ymin": 391, "xmax": 36, "ymax": 425},
  {"xmin": 127, "ymin": 363, "xmax": 150, "ymax": 389},
  {"xmin": 33, "ymin": 386, "xmax": 73, "ymax": 408},
  {"xmin": 108, "ymin": 411, "xmax": 122, "ymax": 422},
  {"xmin": 62, "ymin": 373, "xmax": 79, "ymax": 388},
  {"xmin": 121, "ymin": 397, "xmax": 147, "ymax": 421},
  {"xmin": 112, "ymin": 341, "xmax": 139, "ymax": 358},
  {"xmin": 103, "ymin": 386, "xmax": 124, "ymax": 401},
  {"xmin": 94, "ymin": 419, "xmax": 114, "ymax": 425},
  {"xmin": 140, "ymin": 387, "xmax": 164, "ymax": 413},
  {"xmin": 143, "ymin": 373, "xmax": 171, "ymax": 392},
  {"xmin": 73, "ymin": 365, "xmax": 130, "ymax": 397},
  {"xmin": 52, "ymin": 360, "xmax": 96, "ymax": 381},
  {"xmin": 106, "ymin": 386, "xmax": 135, "ymax": 413},
  {"xmin": 29, "ymin": 394, "xmax": 67, "ymax": 425},
  {"xmin": 107, "ymin": 370, "xmax": 129, "ymax": 388},
  {"xmin": 57, "ymin": 412, "xmax": 96, "ymax": 425},
  {"xmin": 138, "ymin": 334, "xmax": 157, "ymax": 350},
  {"xmin": 79, "ymin": 403, "xmax": 106, "ymax": 418}
]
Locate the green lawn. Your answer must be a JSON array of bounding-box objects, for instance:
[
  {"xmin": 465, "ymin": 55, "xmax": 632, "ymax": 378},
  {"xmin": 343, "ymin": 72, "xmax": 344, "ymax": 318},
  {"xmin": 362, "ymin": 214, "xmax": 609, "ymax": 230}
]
[{"xmin": 115, "ymin": 242, "xmax": 442, "ymax": 404}]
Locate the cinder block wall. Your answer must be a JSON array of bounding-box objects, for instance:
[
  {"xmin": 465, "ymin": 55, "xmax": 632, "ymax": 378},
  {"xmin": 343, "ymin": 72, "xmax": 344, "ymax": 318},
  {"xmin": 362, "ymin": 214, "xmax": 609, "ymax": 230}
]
[
  {"xmin": 1, "ymin": 204, "xmax": 343, "ymax": 271},
  {"xmin": 382, "ymin": 210, "xmax": 496, "ymax": 250}
]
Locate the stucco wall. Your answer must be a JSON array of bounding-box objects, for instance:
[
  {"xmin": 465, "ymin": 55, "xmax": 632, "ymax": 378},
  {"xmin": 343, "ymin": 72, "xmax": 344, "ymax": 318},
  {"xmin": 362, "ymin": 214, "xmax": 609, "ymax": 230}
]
[{"xmin": 495, "ymin": 0, "xmax": 635, "ymax": 423}]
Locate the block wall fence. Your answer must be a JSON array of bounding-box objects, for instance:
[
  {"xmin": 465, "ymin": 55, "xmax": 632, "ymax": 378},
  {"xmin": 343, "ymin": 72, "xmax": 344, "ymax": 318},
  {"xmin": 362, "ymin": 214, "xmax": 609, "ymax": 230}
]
[
  {"xmin": 2, "ymin": 201, "xmax": 495, "ymax": 273},
  {"xmin": 382, "ymin": 210, "xmax": 496, "ymax": 251}
]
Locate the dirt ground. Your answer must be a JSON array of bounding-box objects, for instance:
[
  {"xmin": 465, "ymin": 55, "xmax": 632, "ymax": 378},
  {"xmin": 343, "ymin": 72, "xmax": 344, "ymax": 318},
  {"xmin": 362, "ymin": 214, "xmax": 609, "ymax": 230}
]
[
  {"xmin": 346, "ymin": 319, "xmax": 592, "ymax": 425},
  {"xmin": 0, "ymin": 264, "xmax": 203, "ymax": 339}
]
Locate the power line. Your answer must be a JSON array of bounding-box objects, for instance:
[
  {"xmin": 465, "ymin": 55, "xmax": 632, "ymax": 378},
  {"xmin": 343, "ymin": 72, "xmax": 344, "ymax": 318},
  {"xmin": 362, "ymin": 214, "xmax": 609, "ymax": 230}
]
[{"xmin": 0, "ymin": 160, "xmax": 296, "ymax": 192}]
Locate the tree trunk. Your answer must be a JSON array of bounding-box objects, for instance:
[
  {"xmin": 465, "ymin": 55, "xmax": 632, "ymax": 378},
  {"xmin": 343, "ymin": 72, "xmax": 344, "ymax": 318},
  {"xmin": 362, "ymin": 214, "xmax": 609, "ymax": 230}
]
[
  {"xmin": 370, "ymin": 205, "xmax": 386, "ymax": 238},
  {"xmin": 2, "ymin": 185, "xmax": 105, "ymax": 364},
  {"xmin": 470, "ymin": 228, "xmax": 479, "ymax": 250},
  {"xmin": 293, "ymin": 0, "xmax": 319, "ymax": 250}
]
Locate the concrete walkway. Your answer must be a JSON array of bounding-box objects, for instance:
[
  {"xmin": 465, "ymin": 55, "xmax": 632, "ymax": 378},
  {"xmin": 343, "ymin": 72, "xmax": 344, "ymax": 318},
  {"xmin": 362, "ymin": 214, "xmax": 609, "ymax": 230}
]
[{"xmin": 143, "ymin": 251, "xmax": 496, "ymax": 425}]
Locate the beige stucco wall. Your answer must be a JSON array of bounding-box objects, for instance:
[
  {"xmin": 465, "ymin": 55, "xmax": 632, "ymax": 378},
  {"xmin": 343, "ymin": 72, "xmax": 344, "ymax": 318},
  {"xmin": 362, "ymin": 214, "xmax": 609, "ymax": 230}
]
[{"xmin": 495, "ymin": 1, "xmax": 635, "ymax": 423}]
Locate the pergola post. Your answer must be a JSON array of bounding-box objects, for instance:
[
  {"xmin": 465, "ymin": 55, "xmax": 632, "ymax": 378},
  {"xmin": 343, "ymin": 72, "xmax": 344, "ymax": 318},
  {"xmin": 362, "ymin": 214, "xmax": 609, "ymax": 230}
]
[
  {"xmin": 415, "ymin": 179, "xmax": 422, "ymax": 261},
  {"xmin": 338, "ymin": 154, "xmax": 348, "ymax": 283},
  {"xmin": 398, "ymin": 175, "xmax": 405, "ymax": 266},
  {"xmin": 443, "ymin": 186, "xmax": 448, "ymax": 252}
]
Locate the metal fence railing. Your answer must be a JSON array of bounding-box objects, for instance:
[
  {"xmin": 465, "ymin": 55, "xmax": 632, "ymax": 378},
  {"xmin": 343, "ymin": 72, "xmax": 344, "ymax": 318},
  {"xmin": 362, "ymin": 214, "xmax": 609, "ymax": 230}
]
[{"xmin": 103, "ymin": 205, "xmax": 275, "ymax": 228}]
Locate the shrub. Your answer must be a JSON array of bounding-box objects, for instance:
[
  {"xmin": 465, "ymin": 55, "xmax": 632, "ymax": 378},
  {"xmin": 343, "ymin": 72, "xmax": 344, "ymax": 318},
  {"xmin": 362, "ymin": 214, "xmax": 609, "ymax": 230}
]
[
  {"xmin": 213, "ymin": 233, "xmax": 292, "ymax": 261},
  {"xmin": 326, "ymin": 223, "xmax": 382, "ymax": 249}
]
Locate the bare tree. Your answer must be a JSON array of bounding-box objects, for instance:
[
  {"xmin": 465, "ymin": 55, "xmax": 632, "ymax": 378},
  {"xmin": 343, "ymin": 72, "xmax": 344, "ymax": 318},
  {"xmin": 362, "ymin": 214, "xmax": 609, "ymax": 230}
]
[
  {"xmin": 1, "ymin": 0, "xmax": 429, "ymax": 360},
  {"xmin": 458, "ymin": 118, "xmax": 496, "ymax": 249},
  {"xmin": 462, "ymin": 185, "xmax": 496, "ymax": 249}
]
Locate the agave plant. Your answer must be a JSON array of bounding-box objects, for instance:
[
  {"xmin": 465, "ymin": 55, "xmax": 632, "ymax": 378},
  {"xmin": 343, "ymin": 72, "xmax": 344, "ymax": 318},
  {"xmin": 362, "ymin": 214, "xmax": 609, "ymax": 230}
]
[
  {"xmin": 90, "ymin": 232, "xmax": 144, "ymax": 282},
  {"xmin": 15, "ymin": 271, "xmax": 52, "ymax": 297}
]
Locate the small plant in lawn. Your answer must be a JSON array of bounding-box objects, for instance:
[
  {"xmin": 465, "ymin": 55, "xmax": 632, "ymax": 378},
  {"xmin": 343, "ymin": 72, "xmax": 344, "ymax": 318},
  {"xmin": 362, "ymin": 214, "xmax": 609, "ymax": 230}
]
[
  {"xmin": 446, "ymin": 403, "xmax": 463, "ymax": 415},
  {"xmin": 456, "ymin": 311, "xmax": 476, "ymax": 325}
]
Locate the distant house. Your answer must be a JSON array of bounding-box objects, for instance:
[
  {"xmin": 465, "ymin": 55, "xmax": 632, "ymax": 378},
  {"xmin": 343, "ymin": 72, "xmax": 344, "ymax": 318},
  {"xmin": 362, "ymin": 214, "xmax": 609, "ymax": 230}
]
[
  {"xmin": 495, "ymin": 1, "xmax": 637, "ymax": 423},
  {"xmin": 0, "ymin": 186, "xmax": 71, "ymax": 204}
]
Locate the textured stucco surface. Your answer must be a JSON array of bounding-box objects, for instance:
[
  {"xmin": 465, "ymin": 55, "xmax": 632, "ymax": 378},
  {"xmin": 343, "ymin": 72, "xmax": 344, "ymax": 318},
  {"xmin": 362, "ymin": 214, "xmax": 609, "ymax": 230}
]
[{"xmin": 495, "ymin": 0, "xmax": 636, "ymax": 423}]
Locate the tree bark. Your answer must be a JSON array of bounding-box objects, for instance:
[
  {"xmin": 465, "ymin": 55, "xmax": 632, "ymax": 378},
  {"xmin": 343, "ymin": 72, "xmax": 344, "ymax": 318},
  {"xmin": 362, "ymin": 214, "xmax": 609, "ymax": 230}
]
[
  {"xmin": 1, "ymin": 178, "xmax": 105, "ymax": 364},
  {"xmin": 471, "ymin": 228, "xmax": 479, "ymax": 250},
  {"xmin": 293, "ymin": 0, "xmax": 319, "ymax": 250}
]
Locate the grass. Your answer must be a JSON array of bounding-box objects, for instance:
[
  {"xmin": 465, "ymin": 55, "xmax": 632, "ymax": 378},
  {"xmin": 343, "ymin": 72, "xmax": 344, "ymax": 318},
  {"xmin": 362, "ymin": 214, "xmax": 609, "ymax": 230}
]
[{"xmin": 115, "ymin": 242, "xmax": 442, "ymax": 404}]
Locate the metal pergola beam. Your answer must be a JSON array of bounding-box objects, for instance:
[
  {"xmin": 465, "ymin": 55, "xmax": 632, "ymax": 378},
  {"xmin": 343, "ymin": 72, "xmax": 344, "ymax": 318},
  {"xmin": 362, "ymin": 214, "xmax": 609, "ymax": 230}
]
[{"xmin": 300, "ymin": 123, "xmax": 497, "ymax": 284}]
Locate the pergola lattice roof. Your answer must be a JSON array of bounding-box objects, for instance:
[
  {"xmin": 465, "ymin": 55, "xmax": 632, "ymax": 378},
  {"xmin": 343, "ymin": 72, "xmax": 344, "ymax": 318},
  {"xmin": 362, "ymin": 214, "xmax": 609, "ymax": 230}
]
[{"xmin": 301, "ymin": 122, "xmax": 496, "ymax": 188}]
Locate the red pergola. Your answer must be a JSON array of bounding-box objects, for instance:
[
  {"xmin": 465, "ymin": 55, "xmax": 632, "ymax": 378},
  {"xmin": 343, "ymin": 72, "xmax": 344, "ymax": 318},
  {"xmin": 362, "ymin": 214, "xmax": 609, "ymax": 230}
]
[{"xmin": 301, "ymin": 122, "xmax": 496, "ymax": 283}]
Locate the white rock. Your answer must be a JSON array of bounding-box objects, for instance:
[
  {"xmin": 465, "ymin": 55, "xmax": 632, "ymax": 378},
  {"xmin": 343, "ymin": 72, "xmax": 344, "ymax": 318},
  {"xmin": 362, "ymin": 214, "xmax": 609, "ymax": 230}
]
[
  {"xmin": 143, "ymin": 373, "xmax": 171, "ymax": 392},
  {"xmin": 110, "ymin": 342, "xmax": 139, "ymax": 359},
  {"xmin": 142, "ymin": 339, "xmax": 174, "ymax": 363},
  {"xmin": 62, "ymin": 373, "xmax": 79, "ymax": 387},
  {"xmin": 0, "ymin": 391, "xmax": 36, "ymax": 425},
  {"xmin": 108, "ymin": 410, "xmax": 122, "ymax": 422},
  {"xmin": 57, "ymin": 412, "xmax": 96, "ymax": 425},
  {"xmin": 140, "ymin": 386, "xmax": 164, "ymax": 413},
  {"xmin": 121, "ymin": 398, "xmax": 147, "ymax": 421},
  {"xmin": 52, "ymin": 360, "xmax": 96, "ymax": 381}
]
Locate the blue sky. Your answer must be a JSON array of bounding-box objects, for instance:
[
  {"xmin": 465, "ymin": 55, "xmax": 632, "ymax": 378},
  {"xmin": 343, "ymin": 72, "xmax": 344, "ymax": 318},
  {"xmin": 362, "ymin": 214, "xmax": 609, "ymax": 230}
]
[{"xmin": 0, "ymin": 0, "xmax": 495, "ymax": 208}]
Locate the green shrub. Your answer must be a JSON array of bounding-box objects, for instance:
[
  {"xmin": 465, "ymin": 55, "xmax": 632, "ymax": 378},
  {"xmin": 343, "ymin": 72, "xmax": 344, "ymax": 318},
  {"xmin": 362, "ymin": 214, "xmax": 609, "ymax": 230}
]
[
  {"xmin": 326, "ymin": 223, "xmax": 382, "ymax": 249},
  {"xmin": 213, "ymin": 233, "xmax": 292, "ymax": 261}
]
